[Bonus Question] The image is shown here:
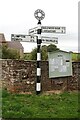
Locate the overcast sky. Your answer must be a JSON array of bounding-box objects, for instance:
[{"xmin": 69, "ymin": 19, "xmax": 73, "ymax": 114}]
[{"xmin": 0, "ymin": 0, "xmax": 79, "ymax": 53}]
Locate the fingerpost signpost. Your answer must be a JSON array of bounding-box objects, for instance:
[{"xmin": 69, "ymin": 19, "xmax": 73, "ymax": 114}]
[
  {"xmin": 11, "ymin": 9, "xmax": 66, "ymax": 95},
  {"xmin": 34, "ymin": 9, "xmax": 44, "ymax": 94}
]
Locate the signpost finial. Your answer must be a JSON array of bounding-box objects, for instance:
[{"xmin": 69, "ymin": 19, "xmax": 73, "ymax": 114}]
[{"xmin": 34, "ymin": 9, "xmax": 45, "ymax": 21}]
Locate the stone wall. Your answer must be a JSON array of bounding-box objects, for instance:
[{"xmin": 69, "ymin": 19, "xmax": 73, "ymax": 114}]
[{"xmin": 1, "ymin": 60, "xmax": 80, "ymax": 93}]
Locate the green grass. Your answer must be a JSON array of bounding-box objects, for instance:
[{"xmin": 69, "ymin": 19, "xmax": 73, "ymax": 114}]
[{"xmin": 2, "ymin": 89, "xmax": 79, "ymax": 119}]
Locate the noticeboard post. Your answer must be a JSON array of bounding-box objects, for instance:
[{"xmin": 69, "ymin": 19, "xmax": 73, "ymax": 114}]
[{"xmin": 48, "ymin": 51, "xmax": 72, "ymax": 78}]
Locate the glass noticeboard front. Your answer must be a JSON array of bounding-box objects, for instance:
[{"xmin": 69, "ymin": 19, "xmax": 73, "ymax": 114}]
[{"xmin": 48, "ymin": 51, "xmax": 72, "ymax": 78}]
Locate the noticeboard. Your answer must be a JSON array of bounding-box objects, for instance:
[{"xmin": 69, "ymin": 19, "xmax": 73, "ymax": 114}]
[{"xmin": 48, "ymin": 51, "xmax": 72, "ymax": 78}]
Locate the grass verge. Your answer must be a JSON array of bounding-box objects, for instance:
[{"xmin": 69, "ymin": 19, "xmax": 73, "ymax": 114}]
[{"xmin": 2, "ymin": 89, "xmax": 79, "ymax": 119}]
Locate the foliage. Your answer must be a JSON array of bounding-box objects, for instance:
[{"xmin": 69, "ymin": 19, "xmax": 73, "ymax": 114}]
[
  {"xmin": 41, "ymin": 45, "xmax": 48, "ymax": 60},
  {"xmin": 72, "ymin": 53, "xmax": 80, "ymax": 61},
  {"xmin": 23, "ymin": 53, "xmax": 31, "ymax": 60},
  {"xmin": 30, "ymin": 48, "xmax": 37, "ymax": 60},
  {"xmin": 2, "ymin": 90, "xmax": 79, "ymax": 118},
  {"xmin": 1, "ymin": 43, "xmax": 8, "ymax": 59},
  {"xmin": 47, "ymin": 44, "xmax": 59, "ymax": 52},
  {"xmin": 30, "ymin": 44, "xmax": 60, "ymax": 60},
  {"xmin": 0, "ymin": 45, "xmax": 2, "ymax": 58},
  {"xmin": 1, "ymin": 43, "xmax": 20, "ymax": 59},
  {"xmin": 77, "ymin": 53, "xmax": 80, "ymax": 60}
]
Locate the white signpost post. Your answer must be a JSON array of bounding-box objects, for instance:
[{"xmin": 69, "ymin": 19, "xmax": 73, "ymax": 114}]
[{"xmin": 11, "ymin": 9, "xmax": 66, "ymax": 95}]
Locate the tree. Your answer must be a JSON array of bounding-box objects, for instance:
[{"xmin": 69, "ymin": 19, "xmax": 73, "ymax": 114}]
[
  {"xmin": 23, "ymin": 53, "xmax": 31, "ymax": 60},
  {"xmin": 1, "ymin": 43, "xmax": 20, "ymax": 59},
  {"xmin": 41, "ymin": 45, "xmax": 48, "ymax": 60},
  {"xmin": 0, "ymin": 45, "xmax": 2, "ymax": 58},
  {"xmin": 30, "ymin": 46, "xmax": 47, "ymax": 60},
  {"xmin": 2, "ymin": 43, "xmax": 8, "ymax": 59},
  {"xmin": 47, "ymin": 44, "xmax": 60, "ymax": 52},
  {"xmin": 30, "ymin": 48, "xmax": 37, "ymax": 60},
  {"xmin": 30, "ymin": 44, "xmax": 60, "ymax": 60}
]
